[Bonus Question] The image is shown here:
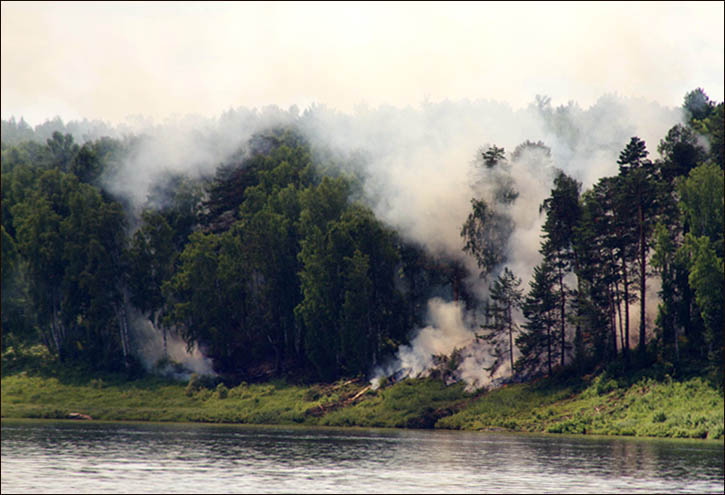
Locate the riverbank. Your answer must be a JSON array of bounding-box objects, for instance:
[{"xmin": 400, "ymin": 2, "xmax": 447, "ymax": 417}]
[{"xmin": 2, "ymin": 354, "xmax": 722, "ymax": 440}]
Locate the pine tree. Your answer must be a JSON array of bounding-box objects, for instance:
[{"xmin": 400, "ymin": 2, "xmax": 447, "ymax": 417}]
[
  {"xmin": 617, "ymin": 137, "xmax": 661, "ymax": 359},
  {"xmin": 480, "ymin": 267, "xmax": 523, "ymax": 379},
  {"xmin": 539, "ymin": 171, "xmax": 581, "ymax": 367},
  {"xmin": 575, "ymin": 179, "xmax": 627, "ymax": 363}
]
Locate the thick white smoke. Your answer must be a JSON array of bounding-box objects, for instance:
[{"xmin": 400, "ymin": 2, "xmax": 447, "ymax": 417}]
[
  {"xmin": 295, "ymin": 96, "xmax": 680, "ymax": 389},
  {"xmin": 370, "ymin": 298, "xmax": 504, "ymax": 391},
  {"xmin": 370, "ymin": 298, "xmax": 477, "ymax": 384}
]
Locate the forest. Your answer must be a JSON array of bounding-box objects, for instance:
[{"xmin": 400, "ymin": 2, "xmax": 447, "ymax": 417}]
[{"xmin": 1, "ymin": 88, "xmax": 723, "ymax": 388}]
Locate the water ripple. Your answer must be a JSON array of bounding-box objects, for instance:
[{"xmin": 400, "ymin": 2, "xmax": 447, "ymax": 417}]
[{"xmin": 2, "ymin": 420, "xmax": 723, "ymax": 493}]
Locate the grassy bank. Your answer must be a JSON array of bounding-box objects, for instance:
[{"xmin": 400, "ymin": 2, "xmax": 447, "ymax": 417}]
[
  {"xmin": 2, "ymin": 372, "xmax": 722, "ymax": 439},
  {"xmin": 1, "ymin": 371, "xmax": 340, "ymax": 425},
  {"xmin": 1, "ymin": 347, "xmax": 722, "ymax": 439},
  {"xmin": 438, "ymin": 374, "xmax": 724, "ymax": 439},
  {"xmin": 0, "ymin": 371, "xmax": 474, "ymax": 429}
]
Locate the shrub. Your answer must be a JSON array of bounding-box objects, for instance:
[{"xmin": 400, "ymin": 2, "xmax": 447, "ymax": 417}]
[
  {"xmin": 185, "ymin": 373, "xmax": 201, "ymax": 396},
  {"xmin": 195, "ymin": 389, "xmax": 212, "ymax": 401},
  {"xmin": 215, "ymin": 383, "xmax": 228, "ymax": 399},
  {"xmin": 595, "ymin": 375, "xmax": 618, "ymax": 396},
  {"xmin": 303, "ymin": 386, "xmax": 322, "ymax": 402},
  {"xmin": 708, "ymin": 423, "xmax": 723, "ymax": 439}
]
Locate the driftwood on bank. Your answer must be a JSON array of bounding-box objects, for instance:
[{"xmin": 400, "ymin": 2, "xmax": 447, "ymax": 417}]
[{"xmin": 68, "ymin": 412, "xmax": 93, "ymax": 420}]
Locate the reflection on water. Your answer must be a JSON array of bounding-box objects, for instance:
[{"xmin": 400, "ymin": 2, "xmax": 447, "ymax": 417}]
[{"xmin": 1, "ymin": 420, "xmax": 723, "ymax": 493}]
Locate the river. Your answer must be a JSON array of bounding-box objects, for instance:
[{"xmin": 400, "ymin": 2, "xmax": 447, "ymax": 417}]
[{"xmin": 1, "ymin": 419, "xmax": 723, "ymax": 493}]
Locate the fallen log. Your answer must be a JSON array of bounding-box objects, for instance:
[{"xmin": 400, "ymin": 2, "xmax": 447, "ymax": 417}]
[
  {"xmin": 332, "ymin": 378, "xmax": 361, "ymax": 390},
  {"xmin": 348, "ymin": 385, "xmax": 371, "ymax": 403},
  {"xmin": 305, "ymin": 382, "xmax": 372, "ymax": 417}
]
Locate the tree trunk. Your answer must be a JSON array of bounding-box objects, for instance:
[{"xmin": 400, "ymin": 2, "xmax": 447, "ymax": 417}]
[
  {"xmin": 620, "ymin": 251, "xmax": 630, "ymax": 360},
  {"xmin": 674, "ymin": 316, "xmax": 679, "ymax": 364},
  {"xmin": 613, "ymin": 278, "xmax": 625, "ymax": 353},
  {"xmin": 50, "ymin": 314, "xmax": 63, "ymax": 361},
  {"xmin": 369, "ymin": 308, "xmax": 377, "ymax": 367},
  {"xmin": 638, "ymin": 204, "xmax": 646, "ymax": 355},
  {"xmin": 267, "ymin": 334, "xmax": 281, "ymax": 374},
  {"xmin": 153, "ymin": 312, "xmax": 167, "ymax": 358},
  {"xmin": 116, "ymin": 299, "xmax": 130, "ymax": 368},
  {"xmin": 609, "ymin": 250, "xmax": 625, "ymax": 354},
  {"xmin": 558, "ymin": 264, "xmax": 566, "ymax": 367},
  {"xmin": 607, "ymin": 283, "xmax": 617, "ymax": 358},
  {"xmin": 39, "ymin": 327, "xmax": 53, "ymax": 357},
  {"xmin": 573, "ymin": 253, "xmax": 582, "ymax": 365},
  {"xmin": 547, "ymin": 324, "xmax": 552, "ymax": 376},
  {"xmin": 50, "ymin": 291, "xmax": 64, "ymax": 362},
  {"xmin": 507, "ymin": 304, "xmax": 514, "ymax": 377}
]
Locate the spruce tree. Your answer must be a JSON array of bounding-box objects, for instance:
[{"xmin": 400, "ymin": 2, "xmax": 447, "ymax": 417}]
[{"xmin": 516, "ymin": 261, "xmax": 559, "ymax": 377}]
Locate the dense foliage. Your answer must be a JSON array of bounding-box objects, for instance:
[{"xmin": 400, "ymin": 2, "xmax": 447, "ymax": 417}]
[
  {"xmin": 507, "ymin": 89, "xmax": 723, "ymax": 382},
  {"xmin": 2, "ymin": 89, "xmax": 722, "ymax": 386},
  {"xmin": 1, "ymin": 126, "xmax": 447, "ymax": 381}
]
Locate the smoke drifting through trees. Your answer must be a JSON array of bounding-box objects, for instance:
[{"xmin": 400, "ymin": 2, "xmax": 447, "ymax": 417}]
[
  {"xmin": 3, "ymin": 95, "xmax": 683, "ymax": 383},
  {"xmin": 294, "ymin": 97, "xmax": 680, "ymax": 387},
  {"xmin": 109, "ymin": 97, "xmax": 679, "ymax": 270},
  {"xmin": 131, "ymin": 308, "xmax": 215, "ymax": 379}
]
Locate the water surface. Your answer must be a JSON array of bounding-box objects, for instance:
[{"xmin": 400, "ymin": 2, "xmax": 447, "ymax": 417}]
[{"xmin": 2, "ymin": 419, "xmax": 723, "ymax": 493}]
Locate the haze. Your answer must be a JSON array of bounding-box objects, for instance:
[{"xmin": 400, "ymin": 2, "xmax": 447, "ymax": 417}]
[{"xmin": 2, "ymin": 1, "xmax": 723, "ymax": 126}]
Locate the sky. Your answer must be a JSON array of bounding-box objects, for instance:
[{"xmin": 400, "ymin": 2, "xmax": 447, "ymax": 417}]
[{"xmin": 1, "ymin": 1, "xmax": 723, "ymax": 126}]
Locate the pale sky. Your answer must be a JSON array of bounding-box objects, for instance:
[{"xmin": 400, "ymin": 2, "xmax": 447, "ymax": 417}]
[{"xmin": 2, "ymin": 1, "xmax": 723, "ymax": 126}]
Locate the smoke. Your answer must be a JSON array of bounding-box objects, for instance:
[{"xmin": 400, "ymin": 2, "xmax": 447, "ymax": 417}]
[
  {"xmin": 370, "ymin": 298, "xmax": 504, "ymax": 391},
  {"xmin": 371, "ymin": 298, "xmax": 476, "ymax": 384},
  {"xmin": 294, "ymin": 96, "xmax": 680, "ymax": 389},
  {"xmin": 101, "ymin": 106, "xmax": 300, "ymax": 213},
  {"xmin": 297, "ymin": 96, "xmax": 680, "ymax": 285},
  {"xmin": 96, "ymin": 96, "xmax": 680, "ymax": 265},
  {"xmin": 62, "ymin": 94, "xmax": 682, "ymax": 385},
  {"xmin": 129, "ymin": 308, "xmax": 215, "ymax": 380}
]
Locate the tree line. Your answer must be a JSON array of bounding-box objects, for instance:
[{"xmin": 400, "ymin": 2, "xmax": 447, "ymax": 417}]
[
  {"xmin": 2, "ymin": 88, "xmax": 722, "ymax": 384},
  {"xmin": 1, "ymin": 126, "xmax": 460, "ymax": 380},
  {"xmin": 467, "ymin": 88, "xmax": 723, "ymax": 382}
]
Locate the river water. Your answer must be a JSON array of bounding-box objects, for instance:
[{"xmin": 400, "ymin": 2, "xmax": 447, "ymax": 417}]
[{"xmin": 1, "ymin": 419, "xmax": 723, "ymax": 493}]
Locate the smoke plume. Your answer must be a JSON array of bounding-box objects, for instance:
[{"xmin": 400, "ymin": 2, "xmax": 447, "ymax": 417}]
[{"xmin": 130, "ymin": 308, "xmax": 215, "ymax": 379}]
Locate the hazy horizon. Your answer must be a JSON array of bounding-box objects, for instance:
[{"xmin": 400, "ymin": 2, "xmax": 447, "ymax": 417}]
[{"xmin": 2, "ymin": 1, "xmax": 723, "ymax": 126}]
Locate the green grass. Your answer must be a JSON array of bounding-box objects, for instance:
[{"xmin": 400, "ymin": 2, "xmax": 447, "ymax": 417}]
[
  {"xmin": 0, "ymin": 361, "xmax": 474, "ymax": 428},
  {"xmin": 1, "ymin": 372, "xmax": 327, "ymax": 424},
  {"xmin": 437, "ymin": 374, "xmax": 724, "ymax": 439},
  {"xmin": 2, "ymin": 345, "xmax": 722, "ymax": 439},
  {"xmin": 0, "ymin": 345, "xmax": 475, "ymax": 428},
  {"xmin": 436, "ymin": 377, "xmax": 582, "ymax": 432},
  {"xmin": 543, "ymin": 375, "xmax": 725, "ymax": 439}
]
